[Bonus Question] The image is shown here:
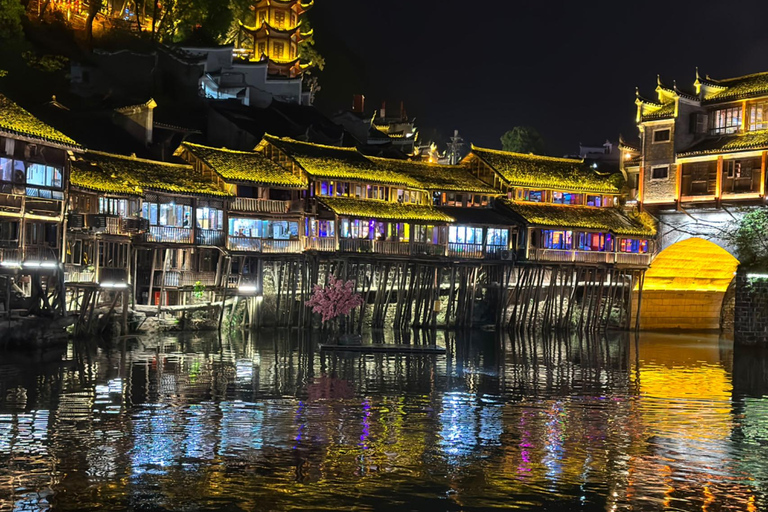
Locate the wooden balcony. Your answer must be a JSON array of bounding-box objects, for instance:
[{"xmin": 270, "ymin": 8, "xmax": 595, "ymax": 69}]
[
  {"xmin": 231, "ymin": 197, "xmax": 291, "ymax": 214},
  {"xmin": 531, "ymin": 248, "xmax": 651, "ymax": 266},
  {"xmin": 227, "ymin": 236, "xmax": 303, "ymax": 253},
  {"xmin": 373, "ymin": 240, "xmax": 411, "ymax": 256},
  {"xmin": 306, "ymin": 237, "xmax": 336, "ymax": 252},
  {"xmin": 0, "ymin": 247, "xmax": 22, "ymax": 264},
  {"xmin": 412, "ymin": 242, "xmax": 446, "ymax": 257},
  {"xmin": 64, "ymin": 264, "xmax": 96, "ymax": 284},
  {"xmin": 615, "ymin": 252, "xmax": 652, "ymax": 266},
  {"xmin": 154, "ymin": 271, "xmax": 218, "ymax": 288},
  {"xmin": 195, "ymin": 229, "xmax": 225, "ymax": 246},
  {"xmin": 447, "ymin": 243, "xmax": 483, "ymax": 259},
  {"xmin": 143, "ymin": 226, "xmax": 194, "ymax": 244},
  {"xmin": 339, "ymin": 238, "xmax": 372, "ymax": 253}
]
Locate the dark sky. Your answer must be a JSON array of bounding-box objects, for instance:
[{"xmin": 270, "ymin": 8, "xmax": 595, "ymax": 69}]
[{"xmin": 309, "ymin": 0, "xmax": 768, "ymax": 155}]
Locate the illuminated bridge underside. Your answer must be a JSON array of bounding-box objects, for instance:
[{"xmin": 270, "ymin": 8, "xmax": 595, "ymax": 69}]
[{"xmin": 633, "ymin": 238, "xmax": 738, "ymax": 330}]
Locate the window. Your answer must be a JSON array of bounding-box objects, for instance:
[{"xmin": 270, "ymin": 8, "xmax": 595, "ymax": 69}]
[
  {"xmin": 449, "ymin": 226, "xmax": 483, "ymax": 245},
  {"xmin": 196, "ymin": 207, "xmax": 224, "ymax": 230},
  {"xmin": 486, "ymin": 228, "xmax": 508, "ymax": 247},
  {"xmin": 577, "ymin": 232, "xmax": 612, "ymax": 252},
  {"xmin": 274, "ymin": 10, "xmax": 285, "ymax": 27},
  {"xmin": 0, "ymin": 157, "xmax": 12, "ymax": 182},
  {"xmin": 99, "ymin": 197, "xmax": 130, "ymax": 216},
  {"xmin": 257, "ymin": 42, "xmax": 266, "ymax": 56},
  {"xmin": 652, "ymin": 129, "xmax": 671, "ymax": 143},
  {"xmin": 710, "ymin": 107, "xmax": 742, "ymax": 135},
  {"xmin": 273, "ymin": 42, "xmax": 284, "ymax": 59},
  {"xmin": 748, "ymin": 101, "xmax": 768, "ymax": 131},
  {"xmin": 306, "ymin": 219, "xmax": 335, "ymax": 238},
  {"xmin": 142, "ymin": 200, "xmax": 191, "ymax": 227},
  {"xmin": 651, "ymin": 166, "xmax": 669, "ymax": 180},
  {"xmin": 26, "ymin": 163, "xmax": 62, "ymax": 188},
  {"xmin": 541, "ymin": 230, "xmax": 572, "ymax": 250},
  {"xmin": 229, "ymin": 218, "xmax": 299, "ymax": 239},
  {"xmin": 552, "ymin": 192, "xmax": 582, "ymax": 205},
  {"xmin": 619, "ymin": 239, "xmax": 649, "ymax": 254},
  {"xmin": 0, "ymin": 221, "xmax": 18, "ymax": 247},
  {"xmin": 586, "ymin": 195, "xmax": 603, "ymax": 207}
]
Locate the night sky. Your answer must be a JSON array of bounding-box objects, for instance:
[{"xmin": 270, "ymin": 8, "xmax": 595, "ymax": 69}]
[{"xmin": 310, "ymin": 0, "xmax": 768, "ymax": 155}]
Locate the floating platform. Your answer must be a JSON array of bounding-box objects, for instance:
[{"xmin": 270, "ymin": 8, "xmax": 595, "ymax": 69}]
[{"xmin": 319, "ymin": 344, "xmax": 446, "ymax": 354}]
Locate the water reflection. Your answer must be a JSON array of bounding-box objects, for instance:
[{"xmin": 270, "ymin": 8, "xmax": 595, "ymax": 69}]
[{"xmin": 0, "ymin": 330, "xmax": 765, "ymax": 511}]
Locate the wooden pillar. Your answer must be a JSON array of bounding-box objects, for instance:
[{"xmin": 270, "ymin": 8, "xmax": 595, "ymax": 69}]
[
  {"xmin": 716, "ymin": 155, "xmax": 724, "ymax": 204},
  {"xmin": 638, "ymin": 166, "xmax": 645, "ymax": 209},
  {"xmin": 675, "ymin": 163, "xmax": 683, "ymax": 209},
  {"xmin": 147, "ymin": 248, "xmax": 156, "ymax": 307},
  {"xmin": 761, "ymin": 151, "xmax": 767, "ymax": 198}
]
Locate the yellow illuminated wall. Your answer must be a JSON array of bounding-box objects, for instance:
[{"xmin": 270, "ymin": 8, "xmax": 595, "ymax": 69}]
[{"xmin": 632, "ymin": 238, "xmax": 739, "ymax": 330}]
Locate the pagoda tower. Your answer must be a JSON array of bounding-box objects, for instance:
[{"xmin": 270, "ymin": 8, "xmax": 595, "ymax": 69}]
[{"xmin": 237, "ymin": 0, "xmax": 314, "ymax": 78}]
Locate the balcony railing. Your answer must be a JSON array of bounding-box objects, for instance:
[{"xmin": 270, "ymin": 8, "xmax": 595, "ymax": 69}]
[
  {"xmin": 412, "ymin": 241, "xmax": 446, "ymax": 257},
  {"xmin": 231, "ymin": 197, "xmax": 291, "ymax": 214},
  {"xmin": 227, "ymin": 237, "xmax": 304, "ymax": 253},
  {"xmin": 531, "ymin": 248, "xmax": 651, "ymax": 266},
  {"xmin": 64, "ymin": 264, "xmax": 96, "ymax": 284},
  {"xmin": 154, "ymin": 271, "xmax": 218, "ymax": 288},
  {"xmin": 195, "ymin": 229, "xmax": 225, "ymax": 246},
  {"xmin": 306, "ymin": 237, "xmax": 336, "ymax": 252},
  {"xmin": 144, "ymin": 226, "xmax": 194, "ymax": 244},
  {"xmin": 615, "ymin": 252, "xmax": 652, "ymax": 266},
  {"xmin": 373, "ymin": 240, "xmax": 411, "ymax": 256},
  {"xmin": 485, "ymin": 245, "xmax": 508, "ymax": 260},
  {"xmin": 339, "ymin": 238, "xmax": 373, "ymax": 253},
  {"xmin": 447, "ymin": 243, "xmax": 483, "ymax": 259}
]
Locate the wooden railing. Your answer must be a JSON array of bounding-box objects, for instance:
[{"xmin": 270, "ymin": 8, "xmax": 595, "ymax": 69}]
[
  {"xmin": 532, "ymin": 248, "xmax": 651, "ymax": 266},
  {"xmin": 64, "ymin": 265, "xmax": 96, "ymax": 284},
  {"xmin": 447, "ymin": 243, "xmax": 483, "ymax": 259},
  {"xmin": 485, "ymin": 245, "xmax": 508, "ymax": 260},
  {"xmin": 615, "ymin": 252, "xmax": 652, "ymax": 266},
  {"xmin": 262, "ymin": 239, "xmax": 303, "ymax": 253},
  {"xmin": 154, "ymin": 271, "xmax": 218, "ymax": 288},
  {"xmin": 227, "ymin": 237, "xmax": 304, "ymax": 253},
  {"xmin": 24, "ymin": 245, "xmax": 59, "ymax": 262},
  {"xmin": 306, "ymin": 237, "xmax": 336, "ymax": 252},
  {"xmin": 144, "ymin": 226, "xmax": 194, "ymax": 244},
  {"xmin": 373, "ymin": 240, "xmax": 411, "ymax": 256},
  {"xmin": 412, "ymin": 241, "xmax": 446, "ymax": 257},
  {"xmin": 231, "ymin": 197, "xmax": 290, "ymax": 214},
  {"xmin": 339, "ymin": 238, "xmax": 373, "ymax": 253},
  {"xmin": 195, "ymin": 229, "xmax": 225, "ymax": 247}
]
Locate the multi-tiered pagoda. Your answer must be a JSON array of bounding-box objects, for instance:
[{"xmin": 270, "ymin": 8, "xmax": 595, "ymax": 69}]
[{"xmin": 237, "ymin": 0, "xmax": 314, "ymax": 78}]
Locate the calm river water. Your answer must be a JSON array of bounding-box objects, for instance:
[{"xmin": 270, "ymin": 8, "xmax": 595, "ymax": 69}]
[{"xmin": 1, "ymin": 330, "xmax": 767, "ymax": 511}]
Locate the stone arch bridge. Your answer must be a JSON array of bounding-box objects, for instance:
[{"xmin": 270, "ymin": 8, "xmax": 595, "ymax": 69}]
[{"xmin": 632, "ymin": 208, "xmax": 750, "ymax": 331}]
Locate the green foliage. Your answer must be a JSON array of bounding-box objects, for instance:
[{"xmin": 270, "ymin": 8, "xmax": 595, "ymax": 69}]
[
  {"xmin": 299, "ymin": 19, "xmax": 324, "ymax": 71},
  {"xmin": 22, "ymin": 51, "xmax": 68, "ymax": 72},
  {"xmin": 500, "ymin": 126, "xmax": 546, "ymax": 155},
  {"xmin": 193, "ymin": 281, "xmax": 205, "ymax": 300},
  {"xmin": 153, "ymin": 0, "xmax": 235, "ymax": 44},
  {"xmin": 0, "ymin": 0, "xmax": 24, "ymax": 42},
  {"xmin": 725, "ymin": 209, "xmax": 768, "ymax": 270}
]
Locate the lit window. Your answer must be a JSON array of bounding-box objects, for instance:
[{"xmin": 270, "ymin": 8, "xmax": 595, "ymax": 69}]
[
  {"xmin": 710, "ymin": 107, "xmax": 742, "ymax": 135},
  {"xmin": 273, "ymin": 42, "xmax": 284, "ymax": 59}
]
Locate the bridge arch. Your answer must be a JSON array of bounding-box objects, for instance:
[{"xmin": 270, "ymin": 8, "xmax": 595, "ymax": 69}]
[{"xmin": 633, "ymin": 238, "xmax": 739, "ymax": 331}]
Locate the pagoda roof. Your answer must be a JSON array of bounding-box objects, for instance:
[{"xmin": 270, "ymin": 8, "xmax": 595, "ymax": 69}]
[
  {"xmin": 0, "ymin": 93, "xmax": 80, "ymax": 149},
  {"xmin": 640, "ymin": 101, "xmax": 676, "ymax": 121},
  {"xmin": 240, "ymin": 20, "xmax": 302, "ymax": 37},
  {"xmin": 499, "ymin": 200, "xmax": 656, "ymax": 237},
  {"xmin": 252, "ymin": 0, "xmax": 313, "ymax": 12},
  {"xmin": 260, "ymin": 135, "xmax": 425, "ymax": 188},
  {"xmin": 368, "ymin": 157, "xmax": 499, "ymax": 195},
  {"xmin": 179, "ymin": 142, "xmax": 306, "ymax": 188},
  {"xmin": 678, "ymin": 130, "xmax": 768, "ymax": 157},
  {"xmin": 699, "ymin": 71, "xmax": 768, "ymax": 103},
  {"xmin": 469, "ymin": 146, "xmax": 620, "ymax": 194},
  {"xmin": 71, "ymin": 151, "xmax": 231, "ymax": 198},
  {"xmin": 318, "ymin": 197, "xmax": 454, "ymax": 223}
]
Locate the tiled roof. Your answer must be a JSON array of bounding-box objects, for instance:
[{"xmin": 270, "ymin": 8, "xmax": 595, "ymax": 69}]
[
  {"xmin": 261, "ymin": 135, "xmax": 425, "ymax": 189},
  {"xmin": 470, "ymin": 146, "xmax": 620, "ymax": 194},
  {"xmin": 678, "ymin": 131, "xmax": 768, "ymax": 157},
  {"xmin": 0, "ymin": 93, "xmax": 79, "ymax": 148},
  {"xmin": 499, "ymin": 200, "xmax": 656, "ymax": 237},
  {"xmin": 318, "ymin": 197, "xmax": 454, "ymax": 223},
  {"xmin": 368, "ymin": 157, "xmax": 499, "ymax": 195},
  {"xmin": 72, "ymin": 151, "xmax": 232, "ymax": 197},
  {"xmin": 700, "ymin": 71, "xmax": 768, "ymax": 103},
  {"xmin": 640, "ymin": 101, "xmax": 676, "ymax": 121},
  {"xmin": 180, "ymin": 142, "xmax": 306, "ymax": 188}
]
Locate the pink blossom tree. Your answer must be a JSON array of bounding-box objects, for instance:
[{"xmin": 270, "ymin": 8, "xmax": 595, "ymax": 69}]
[{"xmin": 306, "ymin": 275, "xmax": 364, "ymax": 324}]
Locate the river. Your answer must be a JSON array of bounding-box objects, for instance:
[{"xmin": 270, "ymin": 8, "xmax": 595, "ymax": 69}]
[{"xmin": 1, "ymin": 330, "xmax": 766, "ymax": 511}]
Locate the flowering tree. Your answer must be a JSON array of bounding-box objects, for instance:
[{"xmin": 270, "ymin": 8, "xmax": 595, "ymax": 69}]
[{"xmin": 306, "ymin": 275, "xmax": 364, "ymax": 323}]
